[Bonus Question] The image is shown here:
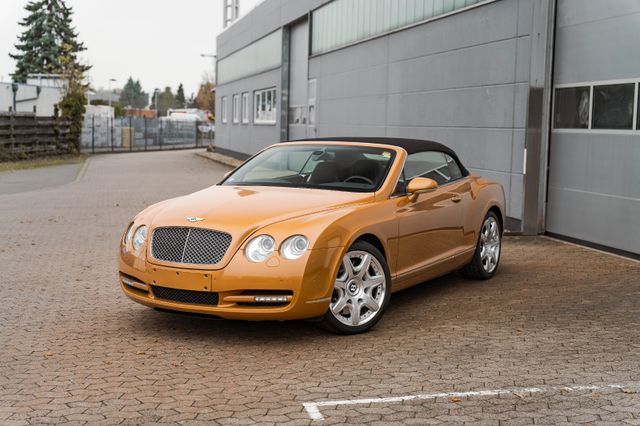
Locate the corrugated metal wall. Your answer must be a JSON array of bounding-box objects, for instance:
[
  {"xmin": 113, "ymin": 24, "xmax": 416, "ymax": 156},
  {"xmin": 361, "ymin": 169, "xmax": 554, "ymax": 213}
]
[
  {"xmin": 215, "ymin": 0, "xmax": 537, "ymax": 226},
  {"xmin": 308, "ymin": 0, "xmax": 533, "ymax": 223},
  {"xmin": 546, "ymin": 0, "xmax": 640, "ymax": 254}
]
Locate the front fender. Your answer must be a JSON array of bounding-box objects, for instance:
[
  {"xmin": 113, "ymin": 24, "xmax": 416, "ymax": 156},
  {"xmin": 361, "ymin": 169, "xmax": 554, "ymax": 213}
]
[{"xmin": 253, "ymin": 200, "xmax": 399, "ymax": 276}]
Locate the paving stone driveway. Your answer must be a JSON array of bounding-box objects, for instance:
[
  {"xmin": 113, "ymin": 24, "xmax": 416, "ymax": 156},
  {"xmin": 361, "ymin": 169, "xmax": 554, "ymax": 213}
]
[{"xmin": 1, "ymin": 150, "xmax": 639, "ymax": 425}]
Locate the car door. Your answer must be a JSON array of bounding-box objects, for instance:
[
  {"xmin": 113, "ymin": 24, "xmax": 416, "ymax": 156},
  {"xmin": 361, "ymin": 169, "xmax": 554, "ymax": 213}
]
[{"xmin": 395, "ymin": 151, "xmax": 469, "ymax": 278}]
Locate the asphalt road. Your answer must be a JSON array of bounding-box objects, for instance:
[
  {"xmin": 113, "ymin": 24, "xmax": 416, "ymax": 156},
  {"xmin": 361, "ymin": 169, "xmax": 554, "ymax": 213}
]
[
  {"xmin": 1, "ymin": 149, "xmax": 639, "ymax": 425},
  {"xmin": 0, "ymin": 162, "xmax": 83, "ymax": 195}
]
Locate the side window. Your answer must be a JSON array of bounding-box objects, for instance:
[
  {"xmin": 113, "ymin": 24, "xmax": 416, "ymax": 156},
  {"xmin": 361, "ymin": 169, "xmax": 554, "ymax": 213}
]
[
  {"xmin": 405, "ymin": 151, "xmax": 451, "ymax": 185},
  {"xmin": 445, "ymin": 154, "xmax": 463, "ymax": 180}
]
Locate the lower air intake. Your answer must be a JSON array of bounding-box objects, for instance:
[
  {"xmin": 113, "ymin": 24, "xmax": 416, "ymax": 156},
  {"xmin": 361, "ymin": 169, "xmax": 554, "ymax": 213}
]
[{"xmin": 152, "ymin": 285, "xmax": 219, "ymax": 306}]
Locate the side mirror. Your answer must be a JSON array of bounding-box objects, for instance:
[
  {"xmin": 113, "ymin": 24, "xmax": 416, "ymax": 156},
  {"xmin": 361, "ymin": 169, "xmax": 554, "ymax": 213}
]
[{"xmin": 406, "ymin": 177, "xmax": 438, "ymax": 201}]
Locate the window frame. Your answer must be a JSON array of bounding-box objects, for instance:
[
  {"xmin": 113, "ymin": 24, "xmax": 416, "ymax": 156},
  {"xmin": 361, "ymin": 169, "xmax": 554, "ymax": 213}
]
[
  {"xmin": 591, "ymin": 83, "xmax": 635, "ymax": 130},
  {"xmin": 636, "ymin": 82, "xmax": 640, "ymax": 131},
  {"xmin": 254, "ymin": 87, "xmax": 278, "ymax": 125},
  {"xmin": 310, "ymin": 0, "xmax": 494, "ymax": 56},
  {"xmin": 241, "ymin": 92, "xmax": 250, "ymax": 124},
  {"xmin": 553, "ymin": 78, "xmax": 640, "ymax": 134},
  {"xmin": 552, "ymin": 86, "xmax": 590, "ymax": 130},
  {"xmin": 221, "ymin": 96, "xmax": 228, "ymax": 124},
  {"xmin": 232, "ymin": 94, "xmax": 240, "ymax": 124}
]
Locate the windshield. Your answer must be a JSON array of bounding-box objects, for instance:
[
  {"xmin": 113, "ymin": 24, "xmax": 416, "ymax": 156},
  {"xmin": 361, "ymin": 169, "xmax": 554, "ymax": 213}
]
[{"xmin": 221, "ymin": 144, "xmax": 396, "ymax": 192}]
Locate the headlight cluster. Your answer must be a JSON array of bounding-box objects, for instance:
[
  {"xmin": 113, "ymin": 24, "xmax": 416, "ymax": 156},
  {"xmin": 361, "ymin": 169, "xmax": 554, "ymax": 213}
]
[
  {"xmin": 133, "ymin": 226, "xmax": 148, "ymax": 251},
  {"xmin": 245, "ymin": 234, "xmax": 309, "ymax": 262},
  {"xmin": 245, "ymin": 235, "xmax": 275, "ymax": 262},
  {"xmin": 123, "ymin": 223, "xmax": 148, "ymax": 253}
]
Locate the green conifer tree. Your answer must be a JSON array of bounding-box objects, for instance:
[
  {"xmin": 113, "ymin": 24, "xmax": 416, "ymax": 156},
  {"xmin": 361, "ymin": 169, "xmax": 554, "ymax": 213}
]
[
  {"xmin": 175, "ymin": 83, "xmax": 186, "ymax": 109},
  {"xmin": 10, "ymin": 0, "xmax": 89, "ymax": 82},
  {"xmin": 119, "ymin": 77, "xmax": 149, "ymax": 108}
]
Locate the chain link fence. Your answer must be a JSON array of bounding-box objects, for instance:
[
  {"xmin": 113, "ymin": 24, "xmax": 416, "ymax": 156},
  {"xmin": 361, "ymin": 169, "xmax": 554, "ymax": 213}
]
[{"xmin": 81, "ymin": 116, "xmax": 214, "ymax": 153}]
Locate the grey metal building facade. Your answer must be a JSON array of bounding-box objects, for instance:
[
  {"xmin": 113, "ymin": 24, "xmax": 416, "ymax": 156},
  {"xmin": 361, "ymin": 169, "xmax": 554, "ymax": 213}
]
[{"xmin": 215, "ymin": 0, "xmax": 640, "ymax": 256}]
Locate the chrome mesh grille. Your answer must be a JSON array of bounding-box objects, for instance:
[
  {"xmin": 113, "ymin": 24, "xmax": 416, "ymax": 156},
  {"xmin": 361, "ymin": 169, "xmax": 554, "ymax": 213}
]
[{"xmin": 151, "ymin": 227, "xmax": 232, "ymax": 265}]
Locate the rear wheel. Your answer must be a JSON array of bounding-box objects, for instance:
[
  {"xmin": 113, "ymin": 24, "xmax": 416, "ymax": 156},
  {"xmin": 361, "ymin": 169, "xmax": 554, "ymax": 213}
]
[
  {"xmin": 319, "ymin": 241, "xmax": 391, "ymax": 334},
  {"xmin": 460, "ymin": 211, "xmax": 502, "ymax": 280}
]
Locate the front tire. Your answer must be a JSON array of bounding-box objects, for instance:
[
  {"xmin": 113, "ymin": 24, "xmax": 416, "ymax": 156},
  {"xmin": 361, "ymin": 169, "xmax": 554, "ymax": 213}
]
[
  {"xmin": 460, "ymin": 211, "xmax": 502, "ymax": 280},
  {"xmin": 319, "ymin": 241, "xmax": 391, "ymax": 334}
]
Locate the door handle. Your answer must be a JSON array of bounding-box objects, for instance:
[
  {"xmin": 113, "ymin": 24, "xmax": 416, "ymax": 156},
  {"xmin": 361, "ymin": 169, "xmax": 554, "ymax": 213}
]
[{"xmin": 451, "ymin": 195, "xmax": 462, "ymax": 203}]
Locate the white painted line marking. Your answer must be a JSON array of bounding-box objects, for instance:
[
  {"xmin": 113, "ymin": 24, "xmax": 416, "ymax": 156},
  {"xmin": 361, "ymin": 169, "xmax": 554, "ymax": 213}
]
[
  {"xmin": 302, "ymin": 383, "xmax": 640, "ymax": 421},
  {"xmin": 74, "ymin": 157, "xmax": 91, "ymax": 183}
]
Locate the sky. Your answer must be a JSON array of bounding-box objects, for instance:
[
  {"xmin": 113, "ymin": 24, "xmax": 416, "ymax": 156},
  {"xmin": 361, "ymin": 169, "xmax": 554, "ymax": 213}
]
[{"xmin": 0, "ymin": 0, "xmax": 263, "ymax": 97}]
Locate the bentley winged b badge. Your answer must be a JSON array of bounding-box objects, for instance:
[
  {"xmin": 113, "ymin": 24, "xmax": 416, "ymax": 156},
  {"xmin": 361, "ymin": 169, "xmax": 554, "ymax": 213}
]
[{"xmin": 186, "ymin": 216, "xmax": 204, "ymax": 223}]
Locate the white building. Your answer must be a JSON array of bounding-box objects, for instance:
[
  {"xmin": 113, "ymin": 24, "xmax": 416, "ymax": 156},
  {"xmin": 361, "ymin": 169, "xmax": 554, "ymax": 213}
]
[{"xmin": 0, "ymin": 74, "xmax": 65, "ymax": 116}]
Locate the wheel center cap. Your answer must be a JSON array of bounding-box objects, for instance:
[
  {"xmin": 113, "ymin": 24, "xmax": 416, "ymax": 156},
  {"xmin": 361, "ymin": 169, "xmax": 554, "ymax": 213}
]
[{"xmin": 347, "ymin": 280, "xmax": 359, "ymax": 295}]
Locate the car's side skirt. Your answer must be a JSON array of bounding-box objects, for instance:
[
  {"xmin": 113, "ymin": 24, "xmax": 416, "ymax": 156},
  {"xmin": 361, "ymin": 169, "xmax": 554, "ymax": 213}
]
[{"xmin": 392, "ymin": 247, "xmax": 475, "ymax": 292}]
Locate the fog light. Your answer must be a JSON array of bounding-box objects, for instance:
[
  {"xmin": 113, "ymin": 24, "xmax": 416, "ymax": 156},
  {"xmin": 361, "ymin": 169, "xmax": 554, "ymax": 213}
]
[
  {"xmin": 254, "ymin": 296, "xmax": 289, "ymax": 303},
  {"xmin": 121, "ymin": 275, "xmax": 149, "ymax": 292}
]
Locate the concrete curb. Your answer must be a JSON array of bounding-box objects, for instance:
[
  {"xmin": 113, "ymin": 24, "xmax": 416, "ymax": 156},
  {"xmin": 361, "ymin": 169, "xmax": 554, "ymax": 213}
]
[{"xmin": 195, "ymin": 150, "xmax": 243, "ymax": 168}]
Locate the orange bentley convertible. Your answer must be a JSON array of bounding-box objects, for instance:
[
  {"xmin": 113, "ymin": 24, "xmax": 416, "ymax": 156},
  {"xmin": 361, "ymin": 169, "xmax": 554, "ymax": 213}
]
[{"xmin": 119, "ymin": 138, "xmax": 505, "ymax": 334}]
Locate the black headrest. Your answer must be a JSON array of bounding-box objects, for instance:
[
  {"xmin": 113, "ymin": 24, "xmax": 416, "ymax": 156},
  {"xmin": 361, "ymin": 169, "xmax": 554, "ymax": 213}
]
[
  {"xmin": 351, "ymin": 159, "xmax": 381, "ymax": 181},
  {"xmin": 308, "ymin": 161, "xmax": 341, "ymax": 184}
]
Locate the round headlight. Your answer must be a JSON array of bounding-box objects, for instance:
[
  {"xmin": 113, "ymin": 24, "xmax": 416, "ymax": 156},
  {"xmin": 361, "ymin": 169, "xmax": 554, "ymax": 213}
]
[
  {"xmin": 245, "ymin": 235, "xmax": 275, "ymax": 262},
  {"xmin": 124, "ymin": 222, "xmax": 135, "ymax": 246},
  {"xmin": 132, "ymin": 225, "xmax": 148, "ymax": 251},
  {"xmin": 280, "ymin": 235, "xmax": 309, "ymax": 260}
]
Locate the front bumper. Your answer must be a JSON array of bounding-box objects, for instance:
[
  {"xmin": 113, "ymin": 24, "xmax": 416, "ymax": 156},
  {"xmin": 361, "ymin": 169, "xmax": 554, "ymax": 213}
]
[{"xmin": 118, "ymin": 247, "xmax": 341, "ymax": 321}]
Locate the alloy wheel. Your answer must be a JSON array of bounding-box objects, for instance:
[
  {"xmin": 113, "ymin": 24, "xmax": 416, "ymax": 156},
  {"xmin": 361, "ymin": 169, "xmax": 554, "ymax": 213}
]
[
  {"xmin": 330, "ymin": 250, "xmax": 387, "ymax": 327},
  {"xmin": 479, "ymin": 216, "xmax": 501, "ymax": 273}
]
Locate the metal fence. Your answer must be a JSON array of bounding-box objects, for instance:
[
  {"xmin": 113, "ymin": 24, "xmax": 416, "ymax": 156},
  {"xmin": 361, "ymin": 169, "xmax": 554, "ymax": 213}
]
[{"xmin": 81, "ymin": 116, "xmax": 214, "ymax": 153}]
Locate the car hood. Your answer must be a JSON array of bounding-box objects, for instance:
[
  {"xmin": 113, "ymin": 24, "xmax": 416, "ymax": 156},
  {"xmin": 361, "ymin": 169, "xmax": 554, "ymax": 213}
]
[{"xmin": 142, "ymin": 185, "xmax": 373, "ymax": 268}]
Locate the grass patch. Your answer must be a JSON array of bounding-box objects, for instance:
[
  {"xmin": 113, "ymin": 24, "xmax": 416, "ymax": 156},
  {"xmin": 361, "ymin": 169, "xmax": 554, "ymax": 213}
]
[{"xmin": 0, "ymin": 154, "xmax": 87, "ymax": 172}]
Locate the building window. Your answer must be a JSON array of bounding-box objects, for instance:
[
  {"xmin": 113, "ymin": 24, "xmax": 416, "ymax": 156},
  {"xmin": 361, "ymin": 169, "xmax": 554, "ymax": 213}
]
[
  {"xmin": 311, "ymin": 0, "xmax": 485, "ymax": 55},
  {"xmin": 221, "ymin": 96, "xmax": 228, "ymax": 124},
  {"xmin": 554, "ymin": 86, "xmax": 590, "ymax": 129},
  {"xmin": 254, "ymin": 87, "xmax": 277, "ymax": 124},
  {"xmin": 217, "ymin": 30, "xmax": 282, "ymax": 84},
  {"xmin": 232, "ymin": 94, "xmax": 240, "ymax": 124},
  {"xmin": 241, "ymin": 92, "xmax": 250, "ymax": 123},
  {"xmin": 592, "ymin": 83, "xmax": 635, "ymax": 130}
]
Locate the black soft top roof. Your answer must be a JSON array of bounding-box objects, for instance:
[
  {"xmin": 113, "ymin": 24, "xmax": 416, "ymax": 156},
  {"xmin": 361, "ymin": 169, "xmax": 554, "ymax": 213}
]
[{"xmin": 285, "ymin": 137, "xmax": 469, "ymax": 176}]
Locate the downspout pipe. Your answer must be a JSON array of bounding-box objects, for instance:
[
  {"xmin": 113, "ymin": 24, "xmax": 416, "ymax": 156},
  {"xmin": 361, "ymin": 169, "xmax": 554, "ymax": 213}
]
[{"xmin": 11, "ymin": 83, "xmax": 42, "ymax": 112}]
